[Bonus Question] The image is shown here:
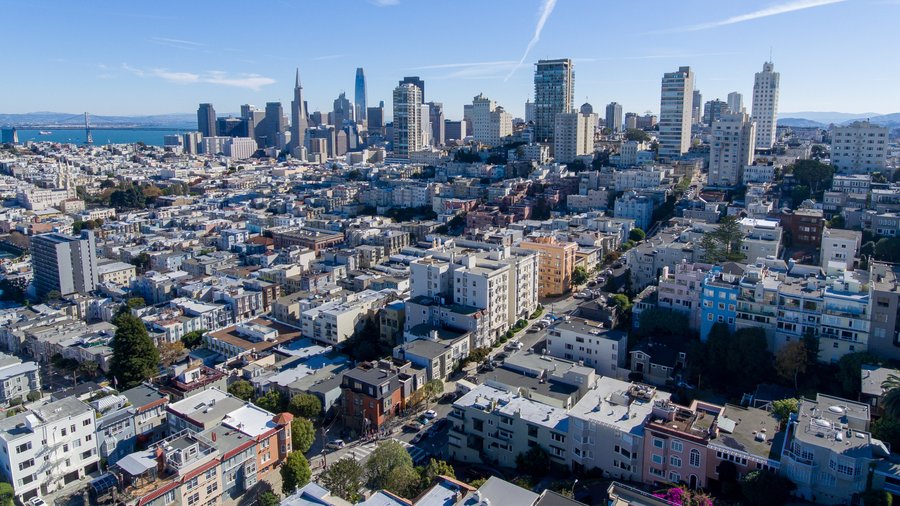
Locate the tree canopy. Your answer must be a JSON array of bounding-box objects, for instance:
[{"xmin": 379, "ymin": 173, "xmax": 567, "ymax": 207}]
[
  {"xmin": 181, "ymin": 329, "xmax": 206, "ymax": 349},
  {"xmin": 365, "ymin": 440, "xmax": 414, "ymax": 491},
  {"xmin": 790, "ymin": 159, "xmax": 834, "ymax": 194},
  {"xmin": 571, "ymin": 266, "xmax": 589, "ymax": 286},
  {"xmin": 629, "ymin": 228, "xmax": 646, "ymax": 242},
  {"xmin": 874, "ymin": 237, "xmax": 900, "ymax": 263},
  {"xmin": 624, "ymin": 128, "xmax": 651, "ymax": 142},
  {"xmin": 288, "ymin": 393, "xmax": 322, "ymax": 419},
  {"xmin": 228, "ymin": 380, "xmax": 255, "ymax": 401},
  {"xmin": 110, "ymin": 313, "xmax": 160, "ymax": 389},
  {"xmin": 771, "ymin": 398, "xmax": 799, "ymax": 429},
  {"xmin": 291, "ymin": 417, "xmax": 315, "ymax": 454},
  {"xmin": 254, "ymin": 390, "xmax": 286, "ymax": 413},
  {"xmin": 281, "ymin": 451, "xmax": 311, "ymax": 495},
  {"xmin": 697, "ymin": 325, "xmax": 771, "ymax": 395},
  {"xmin": 775, "ymin": 341, "xmax": 809, "ymax": 390},
  {"xmin": 321, "ymin": 457, "xmax": 364, "ymax": 502},
  {"xmin": 700, "ymin": 216, "xmax": 745, "ymax": 263}
]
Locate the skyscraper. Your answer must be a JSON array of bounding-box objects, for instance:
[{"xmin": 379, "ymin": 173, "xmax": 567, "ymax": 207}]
[
  {"xmin": 333, "ymin": 92, "xmax": 353, "ymax": 127},
  {"xmin": 367, "ymin": 104, "xmax": 385, "ymax": 136},
  {"xmin": 533, "ymin": 59, "xmax": 574, "ymax": 144},
  {"xmin": 525, "ymin": 99, "xmax": 535, "ymax": 124},
  {"xmin": 658, "ymin": 66, "xmax": 694, "ymax": 159},
  {"xmin": 554, "ymin": 107, "xmax": 597, "ymax": 163},
  {"xmin": 428, "ymin": 102, "xmax": 445, "ymax": 147},
  {"xmin": 290, "ymin": 69, "xmax": 309, "ymax": 154},
  {"xmin": 751, "ymin": 61, "xmax": 780, "ymax": 150},
  {"xmin": 703, "ymin": 99, "xmax": 729, "ymax": 126},
  {"xmin": 355, "ymin": 68, "xmax": 367, "ymax": 124},
  {"xmin": 393, "ymin": 83, "xmax": 423, "ymax": 158},
  {"xmin": 691, "ymin": 90, "xmax": 703, "ymax": 125},
  {"xmin": 399, "ymin": 76, "xmax": 425, "ymax": 103},
  {"xmin": 727, "ymin": 92, "xmax": 744, "ymax": 114},
  {"xmin": 605, "ymin": 102, "xmax": 623, "ymax": 133},
  {"xmin": 260, "ymin": 102, "xmax": 287, "ymax": 148},
  {"xmin": 471, "ymin": 93, "xmax": 512, "ymax": 147},
  {"xmin": 31, "ymin": 231, "xmax": 98, "ymax": 297},
  {"xmin": 197, "ymin": 103, "xmax": 216, "ymax": 138},
  {"xmin": 708, "ymin": 112, "xmax": 756, "ymax": 187},
  {"xmin": 241, "ymin": 104, "xmax": 264, "ymax": 142}
]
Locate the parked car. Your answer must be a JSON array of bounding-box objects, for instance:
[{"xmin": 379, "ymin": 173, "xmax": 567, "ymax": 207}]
[
  {"xmin": 28, "ymin": 499, "xmax": 47, "ymax": 506},
  {"xmin": 403, "ymin": 423, "xmax": 421, "ymax": 433},
  {"xmin": 411, "ymin": 431, "xmax": 427, "ymax": 444},
  {"xmin": 326, "ymin": 439, "xmax": 346, "ymax": 450},
  {"xmin": 424, "ymin": 410, "xmax": 438, "ymax": 419},
  {"xmin": 507, "ymin": 341, "xmax": 523, "ymax": 350}
]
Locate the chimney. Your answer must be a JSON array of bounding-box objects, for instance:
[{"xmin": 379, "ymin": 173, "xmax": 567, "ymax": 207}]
[
  {"xmin": 155, "ymin": 446, "xmax": 166, "ymax": 475},
  {"xmin": 212, "ymin": 432, "xmax": 217, "ymax": 442}
]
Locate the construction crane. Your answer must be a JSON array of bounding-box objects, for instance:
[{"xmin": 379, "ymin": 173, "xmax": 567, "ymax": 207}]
[{"xmin": 84, "ymin": 112, "xmax": 93, "ymax": 145}]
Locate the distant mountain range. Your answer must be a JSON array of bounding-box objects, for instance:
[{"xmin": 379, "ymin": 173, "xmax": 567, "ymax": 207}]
[{"xmin": 778, "ymin": 111, "xmax": 900, "ymax": 129}]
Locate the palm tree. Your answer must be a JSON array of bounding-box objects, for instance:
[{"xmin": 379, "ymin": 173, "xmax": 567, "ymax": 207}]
[{"xmin": 881, "ymin": 374, "xmax": 900, "ymax": 419}]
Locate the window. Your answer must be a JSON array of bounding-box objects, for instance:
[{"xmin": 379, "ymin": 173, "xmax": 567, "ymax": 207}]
[
  {"xmin": 652, "ymin": 454, "xmax": 664, "ymax": 465},
  {"xmin": 653, "ymin": 438, "xmax": 664, "ymax": 449},
  {"xmin": 670, "ymin": 456, "xmax": 682, "ymax": 467},
  {"xmin": 669, "ymin": 472, "xmax": 681, "ymax": 483},
  {"xmin": 187, "ymin": 492, "xmax": 201, "ymax": 506},
  {"xmin": 18, "ymin": 459, "xmax": 34, "ymax": 471},
  {"xmin": 672, "ymin": 440, "xmax": 683, "ymax": 453},
  {"xmin": 690, "ymin": 449, "xmax": 701, "ymax": 467},
  {"xmin": 15, "ymin": 442, "xmax": 31, "ymax": 454},
  {"xmin": 186, "ymin": 477, "xmax": 199, "ymax": 490}
]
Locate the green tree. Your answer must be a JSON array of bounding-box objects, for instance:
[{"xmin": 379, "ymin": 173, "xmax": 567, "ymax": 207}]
[
  {"xmin": 321, "ymin": 457, "xmax": 364, "ymax": 502},
  {"xmin": 110, "ymin": 313, "xmax": 160, "ymax": 389},
  {"xmin": 384, "ymin": 464, "xmax": 421, "ymax": 498},
  {"xmin": 422, "ymin": 379, "xmax": 444, "ymax": 407},
  {"xmin": 871, "ymin": 415, "xmax": 900, "ymax": 451},
  {"xmin": 126, "ymin": 297, "xmax": 146, "ymax": 309},
  {"xmin": 291, "ymin": 417, "xmax": 315, "ymax": 453},
  {"xmin": 610, "ymin": 294, "xmax": 631, "ymax": 312},
  {"xmin": 44, "ymin": 289, "xmax": 62, "ymax": 302},
  {"xmin": 637, "ymin": 308, "xmax": 690, "ymax": 342},
  {"xmin": 419, "ymin": 458, "xmax": 455, "ymax": 490},
  {"xmin": 835, "ymin": 352, "xmax": 878, "ymax": 398},
  {"xmin": 874, "ymin": 238, "xmax": 900, "ymax": 263},
  {"xmin": 254, "ymin": 390, "xmax": 285, "ymax": 413},
  {"xmin": 280, "ymin": 451, "xmax": 311, "ymax": 495},
  {"xmin": 26, "ymin": 391, "xmax": 41, "ymax": 403},
  {"xmin": 288, "ymin": 393, "xmax": 322, "ymax": 419},
  {"xmin": 628, "ymin": 228, "xmax": 646, "ymax": 242},
  {"xmin": 159, "ymin": 341, "xmax": 186, "ymax": 367},
  {"xmin": 228, "ymin": 380, "xmax": 255, "ymax": 401},
  {"xmin": 790, "ymin": 159, "xmax": 834, "ymax": 194},
  {"xmin": 881, "ymin": 373, "xmax": 900, "ymax": 420},
  {"xmin": 181, "ymin": 329, "xmax": 206, "ymax": 349},
  {"xmin": 624, "ymin": 128, "xmax": 651, "ymax": 142},
  {"xmin": 740, "ymin": 470, "xmax": 796, "ymax": 506},
  {"xmin": 130, "ymin": 252, "xmax": 151, "ymax": 273},
  {"xmin": 571, "ymin": 266, "xmax": 589, "ymax": 286},
  {"xmin": 516, "ymin": 446, "xmax": 550, "ymax": 478},
  {"xmin": 365, "ymin": 440, "xmax": 414, "ymax": 491},
  {"xmin": 771, "ymin": 398, "xmax": 799, "ymax": 430},
  {"xmin": 791, "ymin": 185, "xmax": 811, "ymax": 204},
  {"xmin": 257, "ymin": 491, "xmax": 280, "ymax": 506},
  {"xmin": 705, "ymin": 325, "xmax": 771, "ymax": 394},
  {"xmin": 700, "ymin": 216, "xmax": 745, "ymax": 262},
  {"xmin": 0, "ymin": 482, "xmax": 13, "ymax": 506},
  {"xmin": 775, "ymin": 341, "xmax": 809, "ymax": 390},
  {"xmin": 77, "ymin": 360, "xmax": 99, "ymax": 378}
]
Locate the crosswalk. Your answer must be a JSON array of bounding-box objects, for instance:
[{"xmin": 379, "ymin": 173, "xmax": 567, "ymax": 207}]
[{"xmin": 345, "ymin": 438, "xmax": 428, "ymax": 465}]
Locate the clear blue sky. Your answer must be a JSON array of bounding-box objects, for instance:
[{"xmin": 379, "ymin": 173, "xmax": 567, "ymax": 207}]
[{"xmin": 3, "ymin": 0, "xmax": 897, "ymax": 119}]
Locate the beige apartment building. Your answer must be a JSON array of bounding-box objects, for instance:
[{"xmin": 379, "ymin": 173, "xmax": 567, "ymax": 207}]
[{"xmin": 521, "ymin": 236, "xmax": 578, "ymax": 297}]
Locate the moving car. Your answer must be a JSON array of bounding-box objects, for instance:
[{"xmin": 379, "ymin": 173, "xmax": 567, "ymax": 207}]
[
  {"xmin": 326, "ymin": 439, "xmax": 346, "ymax": 450},
  {"xmin": 424, "ymin": 410, "xmax": 437, "ymax": 419}
]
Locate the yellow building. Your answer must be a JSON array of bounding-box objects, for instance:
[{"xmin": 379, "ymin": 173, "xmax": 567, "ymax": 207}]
[{"xmin": 520, "ymin": 236, "xmax": 578, "ymax": 297}]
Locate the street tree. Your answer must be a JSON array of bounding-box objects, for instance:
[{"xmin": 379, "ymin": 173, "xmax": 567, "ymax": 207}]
[
  {"xmin": 158, "ymin": 341, "xmax": 186, "ymax": 367},
  {"xmin": 384, "ymin": 465, "xmax": 421, "ymax": 499},
  {"xmin": 423, "ymin": 379, "xmax": 444, "ymax": 407},
  {"xmin": 629, "ymin": 228, "xmax": 646, "ymax": 242},
  {"xmin": 288, "ymin": 393, "xmax": 322, "ymax": 419},
  {"xmin": 321, "ymin": 457, "xmax": 364, "ymax": 502},
  {"xmin": 254, "ymin": 390, "xmax": 285, "ymax": 413},
  {"xmin": 227, "ymin": 380, "xmax": 254, "ymax": 401},
  {"xmin": 110, "ymin": 313, "xmax": 160, "ymax": 389},
  {"xmin": 291, "ymin": 417, "xmax": 315, "ymax": 454},
  {"xmin": 257, "ymin": 491, "xmax": 280, "ymax": 506},
  {"xmin": 280, "ymin": 451, "xmax": 311, "ymax": 495},
  {"xmin": 571, "ymin": 266, "xmax": 589, "ymax": 286},
  {"xmin": 775, "ymin": 341, "xmax": 809, "ymax": 390},
  {"xmin": 0, "ymin": 482, "xmax": 12, "ymax": 506},
  {"xmin": 365, "ymin": 440, "xmax": 414, "ymax": 491}
]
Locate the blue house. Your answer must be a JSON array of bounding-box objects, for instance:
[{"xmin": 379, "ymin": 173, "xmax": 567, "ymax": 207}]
[{"xmin": 699, "ymin": 265, "xmax": 744, "ymax": 340}]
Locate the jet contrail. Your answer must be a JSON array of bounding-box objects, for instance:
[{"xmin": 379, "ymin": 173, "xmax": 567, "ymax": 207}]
[{"xmin": 505, "ymin": 0, "xmax": 558, "ymax": 81}]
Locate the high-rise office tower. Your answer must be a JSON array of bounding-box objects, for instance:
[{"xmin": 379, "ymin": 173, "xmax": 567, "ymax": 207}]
[
  {"xmin": 708, "ymin": 112, "xmax": 756, "ymax": 187},
  {"xmin": 197, "ymin": 103, "xmax": 216, "ymax": 138},
  {"xmin": 533, "ymin": 59, "xmax": 574, "ymax": 144},
  {"xmin": 399, "ymin": 76, "xmax": 425, "ymax": 103},
  {"xmin": 605, "ymin": 102, "xmax": 623, "ymax": 133},
  {"xmin": 471, "ymin": 93, "xmax": 512, "ymax": 147},
  {"xmin": 31, "ymin": 231, "xmax": 98, "ymax": 297},
  {"xmin": 420, "ymin": 104, "xmax": 431, "ymax": 147},
  {"xmin": 624, "ymin": 112, "xmax": 638, "ymax": 130},
  {"xmin": 216, "ymin": 117, "xmax": 246, "ymax": 137},
  {"xmin": 367, "ymin": 104, "xmax": 385, "ymax": 135},
  {"xmin": 727, "ymin": 92, "xmax": 744, "ymax": 114},
  {"xmin": 703, "ymin": 99, "xmax": 729, "ymax": 126},
  {"xmin": 554, "ymin": 108, "xmax": 597, "ymax": 163},
  {"xmin": 658, "ymin": 66, "xmax": 694, "ymax": 159},
  {"xmin": 393, "ymin": 83, "xmax": 423, "ymax": 158},
  {"xmin": 182, "ymin": 132, "xmax": 202, "ymax": 155},
  {"xmin": 258, "ymin": 102, "xmax": 287, "ymax": 149},
  {"xmin": 355, "ymin": 68, "xmax": 367, "ymax": 124},
  {"xmin": 333, "ymin": 92, "xmax": 353, "ymax": 127},
  {"xmin": 691, "ymin": 90, "xmax": 703, "ymax": 125},
  {"xmin": 241, "ymin": 104, "xmax": 264, "ymax": 142},
  {"xmin": 428, "ymin": 102, "xmax": 445, "ymax": 146},
  {"xmin": 0, "ymin": 128, "xmax": 17, "ymax": 144},
  {"xmin": 525, "ymin": 99, "xmax": 535, "ymax": 123},
  {"xmin": 289, "ymin": 69, "xmax": 309, "ymax": 154},
  {"xmin": 751, "ymin": 61, "xmax": 780, "ymax": 150}
]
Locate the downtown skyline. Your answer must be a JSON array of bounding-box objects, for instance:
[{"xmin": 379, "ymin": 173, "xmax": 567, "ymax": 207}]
[{"xmin": 3, "ymin": 0, "xmax": 899, "ymax": 119}]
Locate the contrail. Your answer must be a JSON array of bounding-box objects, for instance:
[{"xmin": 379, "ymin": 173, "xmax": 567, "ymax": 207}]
[
  {"xmin": 659, "ymin": 0, "xmax": 845, "ymax": 33},
  {"xmin": 505, "ymin": 0, "xmax": 557, "ymax": 81}
]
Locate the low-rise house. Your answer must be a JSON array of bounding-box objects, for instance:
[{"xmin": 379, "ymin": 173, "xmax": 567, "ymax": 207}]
[{"xmin": 341, "ymin": 360, "xmax": 425, "ymax": 435}]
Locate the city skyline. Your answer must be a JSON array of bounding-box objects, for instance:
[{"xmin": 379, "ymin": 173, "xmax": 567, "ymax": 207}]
[{"xmin": 3, "ymin": 0, "xmax": 899, "ymax": 120}]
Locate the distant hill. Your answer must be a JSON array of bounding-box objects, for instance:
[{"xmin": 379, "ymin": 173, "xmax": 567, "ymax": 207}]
[
  {"xmin": 778, "ymin": 111, "xmax": 900, "ymax": 129},
  {"xmin": 0, "ymin": 112, "xmax": 198, "ymax": 129},
  {"xmin": 778, "ymin": 118, "xmax": 826, "ymax": 128},
  {"xmin": 780, "ymin": 111, "xmax": 881, "ymax": 124}
]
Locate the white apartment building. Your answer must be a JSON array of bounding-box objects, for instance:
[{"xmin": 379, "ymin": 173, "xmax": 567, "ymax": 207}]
[
  {"xmin": 554, "ymin": 111, "xmax": 597, "ymax": 163},
  {"xmin": 201, "ymin": 136, "xmax": 230, "ymax": 155},
  {"xmin": 618, "ymin": 140, "xmax": 651, "ymax": 167},
  {"xmin": 830, "ymin": 121, "xmax": 889, "ymax": 174},
  {"xmin": 821, "ymin": 228, "xmax": 861, "ymax": 270},
  {"xmin": 656, "ymin": 262, "xmax": 711, "ymax": 331},
  {"xmin": 831, "ymin": 174, "xmax": 871, "ymax": 198},
  {"xmin": 742, "ymin": 164, "xmax": 775, "ymax": 184},
  {"xmin": 471, "ymin": 93, "xmax": 512, "ymax": 147},
  {"xmin": 452, "ymin": 255, "xmax": 511, "ymax": 339},
  {"xmin": 0, "ymin": 397, "xmax": 99, "ymax": 502},
  {"xmin": 567, "ymin": 379, "xmax": 671, "ymax": 482},
  {"xmin": 735, "ymin": 262, "xmax": 780, "ymax": 350},
  {"xmin": 751, "ymin": 61, "xmax": 779, "ymax": 150},
  {"xmin": 708, "ymin": 113, "xmax": 756, "ymax": 187},
  {"xmin": 410, "ymin": 257, "xmax": 452, "ymax": 300},
  {"xmin": 224, "ymin": 137, "xmax": 258, "ymax": 159},
  {"xmin": 819, "ymin": 268, "xmax": 870, "ymax": 362},
  {"xmin": 658, "ymin": 66, "xmax": 694, "ymax": 159},
  {"xmin": 614, "ymin": 191, "xmax": 654, "ymax": 231},
  {"xmin": 613, "ymin": 167, "xmax": 666, "ymax": 190},
  {"xmin": 738, "ymin": 218, "xmax": 782, "ymax": 263},
  {"xmin": 546, "ymin": 316, "xmax": 627, "ymax": 377},
  {"xmin": 301, "ymin": 289, "xmax": 393, "ymax": 345},
  {"xmin": 0, "ymin": 354, "xmax": 40, "ymax": 407}
]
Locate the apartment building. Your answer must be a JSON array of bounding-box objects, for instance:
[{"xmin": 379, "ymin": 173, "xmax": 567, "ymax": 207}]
[
  {"xmin": 520, "ymin": 235, "xmax": 578, "ymax": 297},
  {"xmin": 699, "ymin": 265, "xmax": 742, "ymax": 341},
  {"xmin": 734, "ymin": 262, "xmax": 781, "ymax": 350},
  {"xmin": 656, "ymin": 262, "xmax": 711, "ymax": 331},
  {"xmin": 613, "ymin": 167, "xmax": 666, "ymax": 191},
  {"xmin": 780, "ymin": 394, "xmax": 894, "ymax": 504},
  {"xmin": 614, "ymin": 191, "xmax": 654, "ymax": 231},
  {"xmin": 567, "ymin": 379, "xmax": 671, "ymax": 482},
  {"xmin": 869, "ymin": 262, "xmax": 900, "ymax": 360},
  {"xmin": 448, "ymin": 384, "xmax": 569, "ymax": 469},
  {"xmin": 341, "ymin": 360, "xmax": 425, "ymax": 434},
  {"xmin": 820, "ymin": 228, "xmax": 861, "ymax": 270},
  {"xmin": 300, "ymin": 289, "xmax": 393, "ymax": 346},
  {"xmin": 0, "ymin": 397, "xmax": 100, "ymax": 502},
  {"xmin": 545, "ymin": 316, "xmax": 627, "ymax": 377},
  {"xmin": 0, "ymin": 353, "xmax": 40, "ymax": 407},
  {"xmin": 96, "ymin": 260, "xmax": 137, "ymax": 286},
  {"xmin": 738, "ymin": 218, "xmax": 782, "ymax": 263},
  {"xmin": 819, "ymin": 268, "xmax": 871, "ymax": 362},
  {"xmin": 830, "ymin": 121, "xmax": 889, "ymax": 174}
]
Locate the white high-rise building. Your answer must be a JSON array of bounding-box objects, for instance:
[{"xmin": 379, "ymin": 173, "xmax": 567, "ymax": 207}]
[
  {"xmin": 708, "ymin": 112, "xmax": 756, "ymax": 187},
  {"xmin": 471, "ymin": 93, "xmax": 512, "ymax": 147},
  {"xmin": 830, "ymin": 121, "xmax": 889, "ymax": 174},
  {"xmin": 554, "ymin": 110, "xmax": 597, "ymax": 163},
  {"xmin": 751, "ymin": 61, "xmax": 779, "ymax": 150},
  {"xmin": 392, "ymin": 83, "xmax": 423, "ymax": 158},
  {"xmin": 658, "ymin": 66, "xmax": 694, "ymax": 159},
  {"xmin": 727, "ymin": 91, "xmax": 744, "ymax": 114}
]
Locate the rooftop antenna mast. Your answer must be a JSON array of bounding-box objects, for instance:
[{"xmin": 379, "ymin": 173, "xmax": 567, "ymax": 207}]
[{"xmin": 84, "ymin": 112, "xmax": 93, "ymax": 145}]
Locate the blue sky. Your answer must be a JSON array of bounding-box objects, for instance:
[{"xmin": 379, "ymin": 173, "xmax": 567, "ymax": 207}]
[{"xmin": 3, "ymin": 0, "xmax": 897, "ymax": 119}]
